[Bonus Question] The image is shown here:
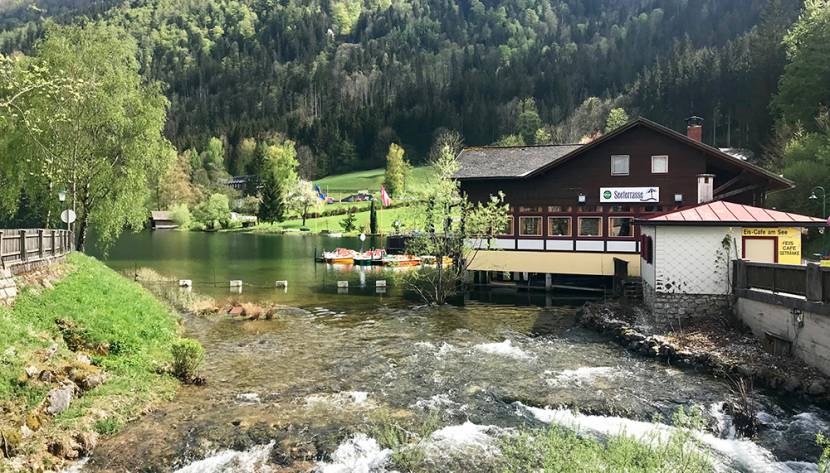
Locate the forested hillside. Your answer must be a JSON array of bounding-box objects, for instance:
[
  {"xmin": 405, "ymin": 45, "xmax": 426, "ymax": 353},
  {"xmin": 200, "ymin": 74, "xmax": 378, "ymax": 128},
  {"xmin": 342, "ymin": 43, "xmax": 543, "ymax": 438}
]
[{"xmin": 0, "ymin": 0, "xmax": 803, "ymax": 176}]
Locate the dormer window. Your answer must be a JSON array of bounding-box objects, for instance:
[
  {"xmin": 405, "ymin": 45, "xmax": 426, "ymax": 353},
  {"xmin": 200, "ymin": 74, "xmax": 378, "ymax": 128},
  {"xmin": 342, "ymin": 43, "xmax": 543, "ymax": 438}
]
[{"xmin": 611, "ymin": 155, "xmax": 629, "ymax": 176}]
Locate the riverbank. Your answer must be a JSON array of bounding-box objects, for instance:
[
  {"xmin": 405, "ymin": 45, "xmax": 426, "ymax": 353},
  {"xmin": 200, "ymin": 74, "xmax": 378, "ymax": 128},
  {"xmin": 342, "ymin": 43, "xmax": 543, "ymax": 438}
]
[
  {"xmin": 580, "ymin": 301, "xmax": 830, "ymax": 401},
  {"xmin": 0, "ymin": 253, "xmax": 182, "ymax": 472}
]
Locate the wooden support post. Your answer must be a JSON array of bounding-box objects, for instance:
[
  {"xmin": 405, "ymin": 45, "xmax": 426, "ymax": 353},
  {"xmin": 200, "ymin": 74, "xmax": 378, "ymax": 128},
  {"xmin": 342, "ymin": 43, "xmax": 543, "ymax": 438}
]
[
  {"xmin": 19, "ymin": 230, "xmax": 27, "ymax": 262},
  {"xmin": 51, "ymin": 230, "xmax": 56, "ymax": 257},
  {"xmin": 38, "ymin": 230, "xmax": 44, "ymax": 260},
  {"xmin": 545, "ymin": 273, "xmax": 552, "ymax": 292},
  {"xmin": 806, "ymin": 263, "xmax": 822, "ymax": 303}
]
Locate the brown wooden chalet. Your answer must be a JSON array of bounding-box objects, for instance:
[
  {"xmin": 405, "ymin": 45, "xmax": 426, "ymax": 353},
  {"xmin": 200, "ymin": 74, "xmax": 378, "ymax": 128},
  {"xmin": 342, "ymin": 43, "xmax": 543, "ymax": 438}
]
[{"xmin": 454, "ymin": 117, "xmax": 792, "ymax": 279}]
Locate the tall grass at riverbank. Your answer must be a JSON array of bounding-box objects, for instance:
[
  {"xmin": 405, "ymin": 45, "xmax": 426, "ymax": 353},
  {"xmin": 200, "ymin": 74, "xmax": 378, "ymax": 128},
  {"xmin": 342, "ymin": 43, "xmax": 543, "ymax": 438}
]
[{"xmin": 0, "ymin": 253, "xmax": 181, "ymax": 467}]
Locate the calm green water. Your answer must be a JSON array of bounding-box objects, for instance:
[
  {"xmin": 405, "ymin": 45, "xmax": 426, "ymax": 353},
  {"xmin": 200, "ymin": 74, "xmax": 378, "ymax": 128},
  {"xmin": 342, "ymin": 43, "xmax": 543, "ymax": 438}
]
[
  {"xmin": 90, "ymin": 231, "xmax": 404, "ymax": 306},
  {"xmin": 78, "ymin": 231, "xmax": 828, "ymax": 473}
]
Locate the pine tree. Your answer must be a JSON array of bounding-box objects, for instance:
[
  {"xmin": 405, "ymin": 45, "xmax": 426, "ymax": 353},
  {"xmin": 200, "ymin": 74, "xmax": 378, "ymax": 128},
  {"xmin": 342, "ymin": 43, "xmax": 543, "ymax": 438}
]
[
  {"xmin": 340, "ymin": 208, "xmax": 357, "ymax": 232},
  {"xmin": 258, "ymin": 173, "xmax": 284, "ymax": 223},
  {"xmin": 369, "ymin": 200, "xmax": 378, "ymax": 235}
]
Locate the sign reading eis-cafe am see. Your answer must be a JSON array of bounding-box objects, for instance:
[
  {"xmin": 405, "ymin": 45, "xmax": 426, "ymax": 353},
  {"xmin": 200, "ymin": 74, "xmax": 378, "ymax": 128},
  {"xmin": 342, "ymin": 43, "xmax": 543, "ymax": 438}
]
[{"xmin": 600, "ymin": 187, "xmax": 660, "ymax": 203}]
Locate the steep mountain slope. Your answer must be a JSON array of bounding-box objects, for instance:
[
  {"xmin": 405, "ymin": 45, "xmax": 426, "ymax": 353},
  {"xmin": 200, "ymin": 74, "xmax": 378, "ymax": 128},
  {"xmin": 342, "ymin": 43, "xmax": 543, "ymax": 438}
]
[{"xmin": 0, "ymin": 0, "xmax": 802, "ymax": 175}]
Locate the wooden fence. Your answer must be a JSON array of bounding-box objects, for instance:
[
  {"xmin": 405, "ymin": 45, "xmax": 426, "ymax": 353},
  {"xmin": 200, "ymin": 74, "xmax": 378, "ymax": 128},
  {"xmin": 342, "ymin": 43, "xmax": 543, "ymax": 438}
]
[
  {"xmin": 0, "ymin": 229, "xmax": 73, "ymax": 269},
  {"xmin": 733, "ymin": 259, "xmax": 830, "ymax": 307}
]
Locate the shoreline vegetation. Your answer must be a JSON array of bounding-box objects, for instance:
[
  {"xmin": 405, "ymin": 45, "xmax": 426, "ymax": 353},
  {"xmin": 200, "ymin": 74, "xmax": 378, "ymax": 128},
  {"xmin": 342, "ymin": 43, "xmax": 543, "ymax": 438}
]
[{"xmin": 0, "ymin": 254, "xmax": 189, "ymax": 472}]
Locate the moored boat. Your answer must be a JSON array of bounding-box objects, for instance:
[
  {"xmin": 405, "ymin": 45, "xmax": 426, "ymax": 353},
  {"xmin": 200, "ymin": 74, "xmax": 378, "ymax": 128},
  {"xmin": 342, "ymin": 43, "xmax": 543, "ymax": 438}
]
[
  {"xmin": 324, "ymin": 248, "xmax": 357, "ymax": 264},
  {"xmin": 382, "ymin": 254, "xmax": 421, "ymax": 267},
  {"xmin": 354, "ymin": 249, "xmax": 386, "ymax": 265}
]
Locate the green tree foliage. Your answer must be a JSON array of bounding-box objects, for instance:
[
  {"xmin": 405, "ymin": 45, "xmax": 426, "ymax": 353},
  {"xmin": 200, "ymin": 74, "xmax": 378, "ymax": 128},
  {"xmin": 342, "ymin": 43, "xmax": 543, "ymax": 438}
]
[
  {"xmin": 168, "ymin": 203, "xmax": 192, "ymax": 229},
  {"xmin": 158, "ymin": 153, "xmax": 201, "ymax": 209},
  {"xmin": 193, "ymin": 193, "xmax": 230, "ymax": 230},
  {"xmin": 233, "ymin": 137, "xmax": 257, "ymax": 176},
  {"xmin": 605, "ymin": 108, "xmax": 630, "ymax": 133},
  {"xmin": 369, "ymin": 200, "xmax": 378, "ymax": 235},
  {"xmin": 774, "ymin": 0, "xmax": 830, "ymax": 129},
  {"xmin": 287, "ymin": 179, "xmax": 319, "ymax": 226},
  {"xmin": 384, "ymin": 143, "xmax": 407, "ymax": 197},
  {"xmin": 768, "ymin": 113, "xmax": 830, "ymax": 217},
  {"xmin": 404, "ymin": 145, "xmax": 508, "ymax": 304},
  {"xmin": 0, "ymin": 22, "xmax": 174, "ymax": 250},
  {"xmin": 340, "ymin": 208, "xmax": 357, "ymax": 232},
  {"xmin": 0, "ymin": 0, "xmax": 785, "ymax": 173},
  {"xmin": 202, "ymin": 137, "xmax": 228, "ymax": 186},
  {"xmin": 516, "ymin": 98, "xmax": 542, "ymax": 145},
  {"xmin": 256, "ymin": 138, "xmax": 298, "ymax": 223}
]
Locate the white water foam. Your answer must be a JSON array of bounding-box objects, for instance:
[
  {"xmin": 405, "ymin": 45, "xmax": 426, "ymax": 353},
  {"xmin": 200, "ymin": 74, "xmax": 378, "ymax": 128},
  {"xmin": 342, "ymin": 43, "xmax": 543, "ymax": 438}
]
[
  {"xmin": 517, "ymin": 403, "xmax": 818, "ymax": 473},
  {"xmin": 547, "ymin": 366, "xmax": 618, "ymax": 386},
  {"xmin": 236, "ymin": 392, "xmax": 261, "ymax": 404},
  {"xmin": 173, "ymin": 441, "xmax": 275, "ymax": 473},
  {"xmin": 305, "ymin": 391, "xmax": 371, "ymax": 408},
  {"xmin": 315, "ymin": 433, "xmax": 391, "ymax": 473},
  {"xmin": 473, "ymin": 340, "xmax": 532, "ymax": 360}
]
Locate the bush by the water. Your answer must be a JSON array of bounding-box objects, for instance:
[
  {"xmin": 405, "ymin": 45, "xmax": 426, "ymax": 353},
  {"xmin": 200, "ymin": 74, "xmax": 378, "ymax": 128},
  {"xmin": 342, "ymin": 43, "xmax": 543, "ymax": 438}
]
[
  {"xmin": 171, "ymin": 338, "xmax": 205, "ymax": 382},
  {"xmin": 819, "ymin": 433, "xmax": 829, "ymax": 473}
]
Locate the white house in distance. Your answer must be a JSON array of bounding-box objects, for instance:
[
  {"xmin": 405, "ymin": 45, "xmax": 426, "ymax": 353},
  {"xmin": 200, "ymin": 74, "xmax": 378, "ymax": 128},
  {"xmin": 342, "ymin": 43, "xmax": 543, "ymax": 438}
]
[{"xmin": 636, "ymin": 200, "xmax": 825, "ymax": 320}]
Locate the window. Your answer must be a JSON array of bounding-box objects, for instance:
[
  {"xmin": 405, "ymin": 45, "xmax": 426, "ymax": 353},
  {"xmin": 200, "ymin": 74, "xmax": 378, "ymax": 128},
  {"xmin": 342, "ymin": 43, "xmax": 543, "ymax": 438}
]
[
  {"xmin": 643, "ymin": 205, "xmax": 664, "ymax": 213},
  {"xmin": 652, "ymin": 155, "xmax": 668, "ymax": 173},
  {"xmin": 547, "ymin": 205, "xmax": 572, "ymax": 213},
  {"xmin": 611, "ymin": 155, "xmax": 629, "ymax": 176},
  {"xmin": 519, "ymin": 206, "xmax": 543, "ymax": 213},
  {"xmin": 579, "ymin": 205, "xmax": 603, "ymax": 213},
  {"xmin": 578, "ymin": 217, "xmax": 602, "ymax": 237},
  {"xmin": 500, "ymin": 216, "xmax": 514, "ymax": 236},
  {"xmin": 519, "ymin": 216, "xmax": 543, "ymax": 236},
  {"xmin": 609, "ymin": 217, "xmax": 634, "ymax": 237},
  {"xmin": 609, "ymin": 205, "xmax": 632, "ymax": 213},
  {"xmin": 548, "ymin": 217, "xmax": 571, "ymax": 236}
]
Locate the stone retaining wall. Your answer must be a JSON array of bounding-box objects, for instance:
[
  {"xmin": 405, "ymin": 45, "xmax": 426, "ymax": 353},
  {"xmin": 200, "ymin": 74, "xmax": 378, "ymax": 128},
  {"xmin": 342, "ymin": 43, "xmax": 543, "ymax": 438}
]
[
  {"xmin": 1, "ymin": 255, "xmax": 66, "ymax": 305},
  {"xmin": 643, "ymin": 280, "xmax": 731, "ymax": 322},
  {"xmin": 0, "ymin": 268, "xmax": 16, "ymax": 305}
]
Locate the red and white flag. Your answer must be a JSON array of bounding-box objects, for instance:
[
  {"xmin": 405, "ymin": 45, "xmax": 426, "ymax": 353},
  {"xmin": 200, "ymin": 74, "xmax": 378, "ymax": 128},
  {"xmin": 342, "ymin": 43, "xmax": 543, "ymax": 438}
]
[{"xmin": 380, "ymin": 185, "xmax": 392, "ymax": 207}]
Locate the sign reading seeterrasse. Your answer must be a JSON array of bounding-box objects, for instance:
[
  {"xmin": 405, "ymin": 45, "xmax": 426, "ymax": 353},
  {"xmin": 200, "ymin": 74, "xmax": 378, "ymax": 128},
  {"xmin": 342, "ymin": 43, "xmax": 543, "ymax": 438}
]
[{"xmin": 599, "ymin": 187, "xmax": 660, "ymax": 203}]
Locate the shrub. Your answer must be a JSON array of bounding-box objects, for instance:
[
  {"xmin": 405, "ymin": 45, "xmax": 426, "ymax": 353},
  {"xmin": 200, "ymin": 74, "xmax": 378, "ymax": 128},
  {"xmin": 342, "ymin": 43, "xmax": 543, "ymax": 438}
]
[
  {"xmin": 169, "ymin": 203, "xmax": 192, "ymax": 229},
  {"xmin": 94, "ymin": 417, "xmax": 122, "ymax": 436},
  {"xmin": 171, "ymin": 338, "xmax": 205, "ymax": 382},
  {"xmin": 193, "ymin": 193, "xmax": 230, "ymax": 230},
  {"xmin": 819, "ymin": 433, "xmax": 829, "ymax": 473}
]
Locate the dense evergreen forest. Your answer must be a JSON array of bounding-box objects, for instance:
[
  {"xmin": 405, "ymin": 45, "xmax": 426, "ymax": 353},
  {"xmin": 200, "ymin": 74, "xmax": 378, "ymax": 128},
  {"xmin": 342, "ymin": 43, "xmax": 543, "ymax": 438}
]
[{"xmin": 0, "ymin": 0, "xmax": 806, "ymax": 177}]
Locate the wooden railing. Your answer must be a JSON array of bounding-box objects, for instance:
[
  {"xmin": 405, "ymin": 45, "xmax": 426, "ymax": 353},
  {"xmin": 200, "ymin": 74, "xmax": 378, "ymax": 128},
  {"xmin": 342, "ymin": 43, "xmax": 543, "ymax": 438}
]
[
  {"xmin": 733, "ymin": 260, "xmax": 830, "ymax": 312},
  {"xmin": 0, "ymin": 229, "xmax": 73, "ymax": 269}
]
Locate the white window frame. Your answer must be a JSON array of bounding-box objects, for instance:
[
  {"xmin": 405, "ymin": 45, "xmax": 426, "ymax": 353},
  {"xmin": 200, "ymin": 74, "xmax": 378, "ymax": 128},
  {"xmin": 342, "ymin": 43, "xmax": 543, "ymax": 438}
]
[
  {"xmin": 611, "ymin": 155, "xmax": 629, "ymax": 176},
  {"xmin": 651, "ymin": 155, "xmax": 669, "ymax": 174}
]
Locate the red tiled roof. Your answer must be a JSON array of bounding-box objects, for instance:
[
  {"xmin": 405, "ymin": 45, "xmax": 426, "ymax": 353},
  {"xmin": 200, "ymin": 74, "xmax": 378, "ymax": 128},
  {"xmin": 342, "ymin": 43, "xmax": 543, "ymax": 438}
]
[{"xmin": 641, "ymin": 201, "xmax": 826, "ymax": 227}]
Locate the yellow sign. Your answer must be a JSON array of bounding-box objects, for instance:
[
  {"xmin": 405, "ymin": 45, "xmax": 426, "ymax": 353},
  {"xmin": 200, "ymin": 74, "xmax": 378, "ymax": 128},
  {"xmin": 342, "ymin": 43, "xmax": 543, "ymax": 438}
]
[{"xmin": 741, "ymin": 227, "xmax": 802, "ymax": 264}]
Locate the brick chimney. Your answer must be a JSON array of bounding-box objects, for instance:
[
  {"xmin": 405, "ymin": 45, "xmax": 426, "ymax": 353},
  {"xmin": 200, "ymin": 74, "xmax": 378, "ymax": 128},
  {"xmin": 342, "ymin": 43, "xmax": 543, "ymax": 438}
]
[
  {"xmin": 686, "ymin": 116, "xmax": 704, "ymax": 142},
  {"xmin": 697, "ymin": 174, "xmax": 715, "ymax": 203}
]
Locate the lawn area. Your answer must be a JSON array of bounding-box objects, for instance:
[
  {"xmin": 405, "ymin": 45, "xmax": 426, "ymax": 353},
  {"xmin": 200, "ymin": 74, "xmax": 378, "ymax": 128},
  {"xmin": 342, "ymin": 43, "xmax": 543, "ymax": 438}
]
[
  {"xmin": 0, "ymin": 253, "xmax": 181, "ymax": 468},
  {"xmin": 247, "ymin": 204, "xmax": 422, "ymax": 235},
  {"xmin": 314, "ymin": 166, "xmax": 434, "ymax": 197}
]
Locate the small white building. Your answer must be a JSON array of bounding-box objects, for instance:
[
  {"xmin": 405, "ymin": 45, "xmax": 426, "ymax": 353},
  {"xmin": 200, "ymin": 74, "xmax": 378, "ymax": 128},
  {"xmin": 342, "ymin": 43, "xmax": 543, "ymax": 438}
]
[{"xmin": 637, "ymin": 200, "xmax": 825, "ymax": 320}]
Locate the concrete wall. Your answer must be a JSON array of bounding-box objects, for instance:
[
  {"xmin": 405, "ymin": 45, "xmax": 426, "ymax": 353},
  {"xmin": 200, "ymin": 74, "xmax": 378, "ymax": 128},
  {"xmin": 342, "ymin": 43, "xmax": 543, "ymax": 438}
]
[{"xmin": 736, "ymin": 297, "xmax": 830, "ymax": 376}]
